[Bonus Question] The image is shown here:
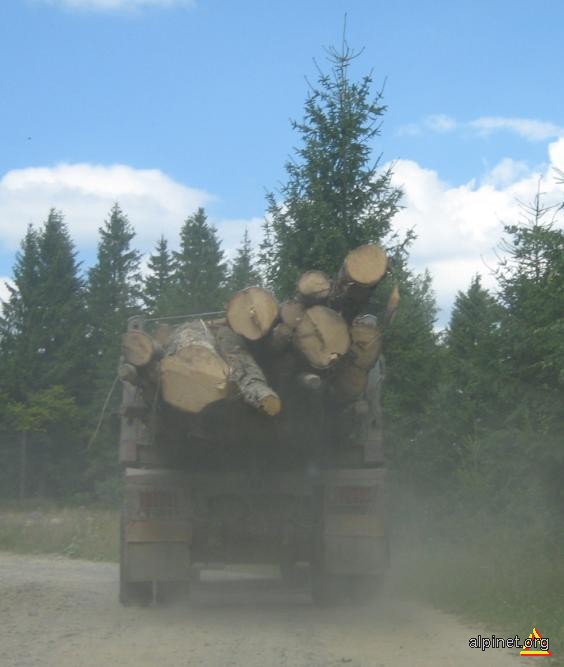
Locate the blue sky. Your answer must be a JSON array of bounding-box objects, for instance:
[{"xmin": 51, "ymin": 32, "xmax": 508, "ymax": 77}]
[{"xmin": 1, "ymin": 0, "xmax": 564, "ymax": 322}]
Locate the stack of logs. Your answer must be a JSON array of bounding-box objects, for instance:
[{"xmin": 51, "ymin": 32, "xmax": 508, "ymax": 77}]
[{"xmin": 120, "ymin": 243, "xmax": 398, "ymax": 418}]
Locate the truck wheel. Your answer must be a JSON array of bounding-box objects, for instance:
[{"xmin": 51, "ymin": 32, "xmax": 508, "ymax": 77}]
[{"xmin": 349, "ymin": 575, "xmax": 382, "ymax": 605}]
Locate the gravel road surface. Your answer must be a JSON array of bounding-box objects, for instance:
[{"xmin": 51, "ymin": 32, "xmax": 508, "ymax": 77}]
[{"xmin": 0, "ymin": 552, "xmax": 520, "ymax": 666}]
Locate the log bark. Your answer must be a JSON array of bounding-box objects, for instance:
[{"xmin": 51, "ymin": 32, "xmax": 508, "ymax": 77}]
[
  {"xmin": 383, "ymin": 284, "xmax": 400, "ymax": 326},
  {"xmin": 330, "ymin": 244, "xmax": 388, "ymax": 321},
  {"xmin": 296, "ymin": 270, "xmax": 331, "ymax": 304},
  {"xmin": 122, "ymin": 331, "xmax": 162, "ymax": 367},
  {"xmin": 214, "ymin": 325, "xmax": 281, "ymax": 416},
  {"xmin": 293, "ymin": 305, "xmax": 350, "ymax": 369},
  {"xmin": 280, "ymin": 299, "xmax": 306, "ymax": 329},
  {"xmin": 226, "ymin": 287, "xmax": 279, "ymax": 340},
  {"xmin": 349, "ymin": 314, "xmax": 382, "ymax": 370},
  {"xmin": 265, "ymin": 322, "xmax": 293, "ymax": 353},
  {"xmin": 118, "ymin": 362, "xmax": 139, "ymax": 385},
  {"xmin": 160, "ymin": 320, "xmax": 230, "ymax": 413}
]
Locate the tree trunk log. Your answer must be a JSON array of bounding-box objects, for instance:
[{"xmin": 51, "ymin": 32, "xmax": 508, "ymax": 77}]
[
  {"xmin": 332, "ymin": 361, "xmax": 369, "ymax": 402},
  {"xmin": 226, "ymin": 287, "xmax": 279, "ymax": 340},
  {"xmin": 214, "ymin": 325, "xmax": 281, "ymax": 416},
  {"xmin": 349, "ymin": 314, "xmax": 382, "ymax": 370},
  {"xmin": 293, "ymin": 305, "xmax": 350, "ymax": 369},
  {"xmin": 264, "ymin": 322, "xmax": 293, "ymax": 354},
  {"xmin": 296, "ymin": 372, "xmax": 322, "ymax": 391},
  {"xmin": 280, "ymin": 299, "xmax": 306, "ymax": 329},
  {"xmin": 122, "ymin": 331, "xmax": 162, "ymax": 367},
  {"xmin": 118, "ymin": 362, "xmax": 139, "ymax": 385},
  {"xmin": 296, "ymin": 270, "xmax": 332, "ymax": 304},
  {"xmin": 330, "ymin": 244, "xmax": 388, "ymax": 320},
  {"xmin": 160, "ymin": 320, "xmax": 230, "ymax": 413},
  {"xmin": 383, "ymin": 284, "xmax": 400, "ymax": 326}
]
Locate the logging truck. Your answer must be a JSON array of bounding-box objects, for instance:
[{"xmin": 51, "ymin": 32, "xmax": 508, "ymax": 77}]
[{"xmin": 118, "ymin": 244, "xmax": 396, "ymax": 606}]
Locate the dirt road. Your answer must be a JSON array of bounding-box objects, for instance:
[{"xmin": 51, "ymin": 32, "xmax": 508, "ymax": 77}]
[{"xmin": 0, "ymin": 552, "xmax": 520, "ymax": 666}]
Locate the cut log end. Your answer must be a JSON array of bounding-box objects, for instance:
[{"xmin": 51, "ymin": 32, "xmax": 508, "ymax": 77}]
[
  {"xmin": 259, "ymin": 394, "xmax": 282, "ymax": 416},
  {"xmin": 296, "ymin": 270, "xmax": 331, "ymax": 303},
  {"xmin": 280, "ymin": 299, "xmax": 306, "ymax": 329},
  {"xmin": 122, "ymin": 331, "xmax": 158, "ymax": 367},
  {"xmin": 297, "ymin": 372, "xmax": 322, "ymax": 391},
  {"xmin": 160, "ymin": 355, "xmax": 229, "ymax": 413},
  {"xmin": 226, "ymin": 287, "xmax": 279, "ymax": 340},
  {"xmin": 294, "ymin": 305, "xmax": 350, "ymax": 369},
  {"xmin": 343, "ymin": 244, "xmax": 387, "ymax": 287},
  {"xmin": 118, "ymin": 362, "xmax": 138, "ymax": 385}
]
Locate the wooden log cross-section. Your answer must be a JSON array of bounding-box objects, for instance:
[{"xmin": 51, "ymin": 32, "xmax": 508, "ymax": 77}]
[
  {"xmin": 280, "ymin": 299, "xmax": 306, "ymax": 329},
  {"xmin": 293, "ymin": 305, "xmax": 350, "ymax": 369},
  {"xmin": 122, "ymin": 330, "xmax": 162, "ymax": 367},
  {"xmin": 226, "ymin": 287, "xmax": 279, "ymax": 341},
  {"xmin": 330, "ymin": 244, "xmax": 388, "ymax": 320},
  {"xmin": 296, "ymin": 270, "xmax": 332, "ymax": 304},
  {"xmin": 160, "ymin": 320, "xmax": 230, "ymax": 413}
]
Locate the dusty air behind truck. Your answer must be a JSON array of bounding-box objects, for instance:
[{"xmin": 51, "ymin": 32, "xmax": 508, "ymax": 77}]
[{"xmin": 118, "ymin": 244, "xmax": 395, "ymax": 606}]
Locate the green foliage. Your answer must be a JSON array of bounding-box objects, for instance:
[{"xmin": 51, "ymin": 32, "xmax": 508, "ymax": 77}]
[
  {"xmin": 87, "ymin": 203, "xmax": 141, "ymax": 351},
  {"xmin": 0, "ymin": 212, "xmax": 87, "ymax": 400},
  {"xmin": 143, "ymin": 235, "xmax": 176, "ymax": 316},
  {"xmin": 262, "ymin": 41, "xmax": 402, "ymax": 296},
  {"xmin": 0, "ymin": 506, "xmax": 118, "ymax": 561},
  {"xmin": 380, "ymin": 259, "xmax": 440, "ymax": 474},
  {"xmin": 85, "ymin": 204, "xmax": 141, "ymax": 485},
  {"xmin": 171, "ymin": 207, "xmax": 227, "ymax": 313},
  {"xmin": 5, "ymin": 386, "xmax": 78, "ymax": 434},
  {"xmin": 227, "ymin": 229, "xmax": 262, "ymax": 292}
]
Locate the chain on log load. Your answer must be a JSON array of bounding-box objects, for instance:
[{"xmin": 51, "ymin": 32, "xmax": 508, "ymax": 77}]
[{"xmin": 120, "ymin": 243, "xmax": 397, "ymax": 418}]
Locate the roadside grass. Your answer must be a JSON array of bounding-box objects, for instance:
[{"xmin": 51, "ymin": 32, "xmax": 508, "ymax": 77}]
[
  {"xmin": 0, "ymin": 504, "xmax": 119, "ymax": 562},
  {"xmin": 390, "ymin": 491, "xmax": 564, "ymax": 661}
]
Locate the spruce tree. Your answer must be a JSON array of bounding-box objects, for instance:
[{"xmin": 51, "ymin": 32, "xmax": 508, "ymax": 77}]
[
  {"xmin": 36, "ymin": 209, "xmax": 88, "ymax": 397},
  {"xmin": 0, "ymin": 225, "xmax": 42, "ymax": 398},
  {"xmin": 0, "ymin": 211, "xmax": 88, "ymax": 496},
  {"xmin": 143, "ymin": 235, "xmax": 175, "ymax": 316},
  {"xmin": 172, "ymin": 208, "xmax": 227, "ymax": 313},
  {"xmin": 87, "ymin": 203, "xmax": 141, "ymax": 365},
  {"xmin": 227, "ymin": 229, "xmax": 262, "ymax": 292},
  {"xmin": 86, "ymin": 203, "xmax": 141, "ymax": 486},
  {"xmin": 262, "ymin": 40, "xmax": 402, "ymax": 296}
]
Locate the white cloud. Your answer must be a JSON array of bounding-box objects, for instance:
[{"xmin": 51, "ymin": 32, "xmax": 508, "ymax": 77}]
[
  {"xmin": 398, "ymin": 114, "xmax": 564, "ymax": 142},
  {"xmin": 425, "ymin": 114, "xmax": 458, "ymax": 133},
  {"xmin": 389, "ymin": 137, "xmax": 564, "ymax": 322},
  {"xmin": 39, "ymin": 0, "xmax": 194, "ymax": 10},
  {"xmin": 481, "ymin": 158, "xmax": 530, "ymax": 188},
  {"xmin": 217, "ymin": 216, "xmax": 264, "ymax": 262},
  {"xmin": 469, "ymin": 117, "xmax": 564, "ymax": 141},
  {"xmin": 0, "ymin": 163, "xmax": 213, "ymax": 253}
]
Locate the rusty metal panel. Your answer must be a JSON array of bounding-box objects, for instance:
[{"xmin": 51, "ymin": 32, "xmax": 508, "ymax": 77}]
[{"xmin": 126, "ymin": 520, "xmax": 191, "ymax": 543}]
